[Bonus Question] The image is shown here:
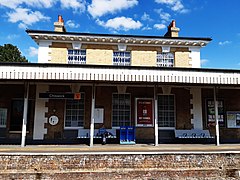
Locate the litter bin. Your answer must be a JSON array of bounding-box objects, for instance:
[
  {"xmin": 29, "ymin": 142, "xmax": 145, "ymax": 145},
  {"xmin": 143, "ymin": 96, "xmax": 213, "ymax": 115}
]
[{"xmin": 120, "ymin": 126, "xmax": 136, "ymax": 145}]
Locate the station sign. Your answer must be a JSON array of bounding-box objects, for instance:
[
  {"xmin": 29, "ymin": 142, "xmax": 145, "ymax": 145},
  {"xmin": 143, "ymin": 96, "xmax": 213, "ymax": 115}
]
[{"xmin": 39, "ymin": 93, "xmax": 81, "ymax": 100}]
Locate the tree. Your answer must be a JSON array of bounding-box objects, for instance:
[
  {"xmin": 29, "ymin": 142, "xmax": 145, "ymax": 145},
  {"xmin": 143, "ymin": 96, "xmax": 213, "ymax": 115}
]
[{"xmin": 0, "ymin": 44, "xmax": 28, "ymax": 62}]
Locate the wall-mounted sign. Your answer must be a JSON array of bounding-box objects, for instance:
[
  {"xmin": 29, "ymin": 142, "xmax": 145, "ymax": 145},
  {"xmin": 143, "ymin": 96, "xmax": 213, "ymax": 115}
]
[
  {"xmin": 94, "ymin": 108, "xmax": 104, "ymax": 124},
  {"xmin": 135, "ymin": 98, "xmax": 153, "ymax": 127},
  {"xmin": 206, "ymin": 99, "xmax": 225, "ymax": 127},
  {"xmin": 49, "ymin": 115, "xmax": 59, "ymax": 126},
  {"xmin": 39, "ymin": 93, "xmax": 81, "ymax": 99},
  {"xmin": 227, "ymin": 111, "xmax": 240, "ymax": 128}
]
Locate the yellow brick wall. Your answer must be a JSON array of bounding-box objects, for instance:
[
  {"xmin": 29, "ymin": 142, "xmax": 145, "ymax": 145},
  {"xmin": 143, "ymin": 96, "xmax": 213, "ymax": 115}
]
[
  {"xmin": 174, "ymin": 51, "xmax": 191, "ymax": 67},
  {"xmin": 49, "ymin": 42, "xmax": 192, "ymax": 67},
  {"xmin": 50, "ymin": 47, "xmax": 67, "ymax": 63},
  {"xmin": 86, "ymin": 49, "xmax": 113, "ymax": 65},
  {"xmin": 131, "ymin": 50, "xmax": 156, "ymax": 66},
  {"xmin": 50, "ymin": 43, "xmax": 71, "ymax": 64}
]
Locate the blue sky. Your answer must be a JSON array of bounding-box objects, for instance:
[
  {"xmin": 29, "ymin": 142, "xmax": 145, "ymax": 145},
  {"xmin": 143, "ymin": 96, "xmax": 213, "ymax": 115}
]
[{"xmin": 0, "ymin": 0, "xmax": 240, "ymax": 69}]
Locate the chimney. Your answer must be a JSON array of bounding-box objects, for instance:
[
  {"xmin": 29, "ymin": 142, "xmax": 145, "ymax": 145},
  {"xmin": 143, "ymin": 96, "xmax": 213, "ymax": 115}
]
[
  {"xmin": 54, "ymin": 15, "xmax": 66, "ymax": 32},
  {"xmin": 164, "ymin": 20, "xmax": 180, "ymax": 37}
]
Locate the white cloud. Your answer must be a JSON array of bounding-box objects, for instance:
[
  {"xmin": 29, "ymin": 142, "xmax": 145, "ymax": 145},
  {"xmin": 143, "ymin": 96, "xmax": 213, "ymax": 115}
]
[
  {"xmin": 88, "ymin": 0, "xmax": 138, "ymax": 18},
  {"xmin": 60, "ymin": 0, "xmax": 86, "ymax": 13},
  {"xmin": 155, "ymin": 8, "xmax": 171, "ymax": 22},
  {"xmin": 155, "ymin": 0, "xmax": 188, "ymax": 13},
  {"xmin": 6, "ymin": 34, "xmax": 20, "ymax": 40},
  {"xmin": 141, "ymin": 12, "xmax": 153, "ymax": 21},
  {"xmin": 0, "ymin": 0, "xmax": 55, "ymax": 9},
  {"xmin": 142, "ymin": 26, "xmax": 152, "ymax": 30},
  {"xmin": 28, "ymin": 46, "xmax": 38, "ymax": 57},
  {"xmin": 0, "ymin": 0, "xmax": 85, "ymax": 12},
  {"xmin": 96, "ymin": 17, "xmax": 142, "ymax": 31},
  {"xmin": 6, "ymin": 7, "xmax": 50, "ymax": 29},
  {"xmin": 153, "ymin": 23, "xmax": 166, "ymax": 30},
  {"xmin": 218, "ymin": 41, "xmax": 232, "ymax": 46},
  {"xmin": 66, "ymin": 20, "xmax": 80, "ymax": 28},
  {"xmin": 201, "ymin": 59, "xmax": 209, "ymax": 66}
]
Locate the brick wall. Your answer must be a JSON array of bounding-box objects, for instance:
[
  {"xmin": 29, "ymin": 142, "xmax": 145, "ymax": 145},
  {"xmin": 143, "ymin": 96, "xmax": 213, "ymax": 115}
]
[
  {"xmin": 202, "ymin": 88, "xmax": 240, "ymax": 140},
  {"xmin": 0, "ymin": 153, "xmax": 239, "ymax": 179},
  {"xmin": 49, "ymin": 42, "xmax": 192, "ymax": 67}
]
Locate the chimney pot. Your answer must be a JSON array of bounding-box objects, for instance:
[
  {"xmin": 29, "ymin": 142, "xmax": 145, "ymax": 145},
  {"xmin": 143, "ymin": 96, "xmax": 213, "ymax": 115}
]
[
  {"xmin": 164, "ymin": 20, "xmax": 180, "ymax": 37},
  {"xmin": 54, "ymin": 15, "xmax": 66, "ymax": 32},
  {"xmin": 58, "ymin": 15, "xmax": 64, "ymax": 23},
  {"xmin": 172, "ymin": 20, "xmax": 176, "ymax": 28}
]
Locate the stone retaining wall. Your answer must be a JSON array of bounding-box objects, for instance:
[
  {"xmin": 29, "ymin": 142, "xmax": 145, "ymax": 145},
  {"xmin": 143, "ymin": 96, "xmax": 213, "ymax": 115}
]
[{"xmin": 0, "ymin": 153, "xmax": 239, "ymax": 179}]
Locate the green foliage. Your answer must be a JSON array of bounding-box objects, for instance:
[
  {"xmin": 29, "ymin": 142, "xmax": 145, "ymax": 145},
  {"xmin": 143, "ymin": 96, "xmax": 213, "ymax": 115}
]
[{"xmin": 0, "ymin": 44, "xmax": 28, "ymax": 63}]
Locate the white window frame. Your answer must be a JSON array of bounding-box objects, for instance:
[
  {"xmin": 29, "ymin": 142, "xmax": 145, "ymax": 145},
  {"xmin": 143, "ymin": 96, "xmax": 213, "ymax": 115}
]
[
  {"xmin": 112, "ymin": 93, "xmax": 131, "ymax": 127},
  {"xmin": 157, "ymin": 94, "xmax": 176, "ymax": 129},
  {"xmin": 0, "ymin": 108, "xmax": 7, "ymax": 128},
  {"xmin": 113, "ymin": 51, "xmax": 131, "ymax": 66},
  {"xmin": 157, "ymin": 52, "xmax": 174, "ymax": 67},
  {"xmin": 64, "ymin": 93, "xmax": 85, "ymax": 129},
  {"xmin": 67, "ymin": 49, "xmax": 86, "ymax": 64}
]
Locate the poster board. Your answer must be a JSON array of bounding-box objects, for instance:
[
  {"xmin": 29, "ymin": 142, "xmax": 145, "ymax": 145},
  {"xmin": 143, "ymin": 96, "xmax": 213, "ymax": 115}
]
[
  {"xmin": 94, "ymin": 108, "xmax": 104, "ymax": 124},
  {"xmin": 135, "ymin": 98, "xmax": 153, "ymax": 127},
  {"xmin": 227, "ymin": 111, "xmax": 240, "ymax": 128},
  {"xmin": 206, "ymin": 100, "xmax": 225, "ymax": 127}
]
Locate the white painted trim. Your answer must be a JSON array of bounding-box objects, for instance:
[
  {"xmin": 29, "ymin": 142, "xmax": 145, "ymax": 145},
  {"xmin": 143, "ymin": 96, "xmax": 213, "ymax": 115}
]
[
  {"xmin": 72, "ymin": 42, "xmax": 82, "ymax": 49},
  {"xmin": 118, "ymin": 44, "xmax": 127, "ymax": 51},
  {"xmin": 38, "ymin": 41, "xmax": 52, "ymax": 63},
  {"xmin": 28, "ymin": 32, "xmax": 210, "ymax": 47},
  {"xmin": 190, "ymin": 87, "xmax": 203, "ymax": 129},
  {"xmin": 162, "ymin": 46, "xmax": 170, "ymax": 52},
  {"xmin": 189, "ymin": 47, "xmax": 201, "ymax": 68},
  {"xmin": 33, "ymin": 84, "xmax": 48, "ymax": 140},
  {"xmin": 1, "ymin": 65, "xmax": 240, "ymax": 85},
  {"xmin": 21, "ymin": 82, "xmax": 29, "ymax": 147}
]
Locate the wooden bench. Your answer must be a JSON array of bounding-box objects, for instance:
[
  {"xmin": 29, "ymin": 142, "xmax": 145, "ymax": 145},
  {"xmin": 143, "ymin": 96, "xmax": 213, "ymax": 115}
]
[
  {"xmin": 77, "ymin": 129, "xmax": 117, "ymax": 139},
  {"xmin": 175, "ymin": 129, "xmax": 214, "ymax": 139}
]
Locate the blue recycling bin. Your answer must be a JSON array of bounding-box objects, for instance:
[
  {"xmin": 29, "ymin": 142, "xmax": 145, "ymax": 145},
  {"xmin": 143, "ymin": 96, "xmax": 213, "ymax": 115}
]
[{"xmin": 120, "ymin": 126, "xmax": 136, "ymax": 145}]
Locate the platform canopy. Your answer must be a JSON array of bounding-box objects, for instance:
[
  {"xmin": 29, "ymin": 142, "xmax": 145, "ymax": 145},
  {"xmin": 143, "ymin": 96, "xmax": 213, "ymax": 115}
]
[{"xmin": 0, "ymin": 63, "xmax": 240, "ymax": 86}]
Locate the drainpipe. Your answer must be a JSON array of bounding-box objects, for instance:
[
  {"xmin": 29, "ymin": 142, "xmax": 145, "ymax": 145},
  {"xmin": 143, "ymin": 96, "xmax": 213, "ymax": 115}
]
[
  {"xmin": 21, "ymin": 82, "xmax": 29, "ymax": 147},
  {"xmin": 213, "ymin": 86, "xmax": 220, "ymax": 146},
  {"xmin": 90, "ymin": 84, "xmax": 95, "ymax": 147},
  {"xmin": 154, "ymin": 85, "xmax": 159, "ymax": 146}
]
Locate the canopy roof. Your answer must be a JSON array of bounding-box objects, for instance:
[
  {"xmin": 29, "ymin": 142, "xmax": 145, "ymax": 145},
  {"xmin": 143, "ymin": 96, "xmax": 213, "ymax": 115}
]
[{"xmin": 0, "ymin": 63, "xmax": 239, "ymax": 86}]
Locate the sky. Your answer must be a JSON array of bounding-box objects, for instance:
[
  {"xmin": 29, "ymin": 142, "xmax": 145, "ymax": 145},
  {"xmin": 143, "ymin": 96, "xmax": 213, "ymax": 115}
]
[{"xmin": 0, "ymin": 0, "xmax": 240, "ymax": 69}]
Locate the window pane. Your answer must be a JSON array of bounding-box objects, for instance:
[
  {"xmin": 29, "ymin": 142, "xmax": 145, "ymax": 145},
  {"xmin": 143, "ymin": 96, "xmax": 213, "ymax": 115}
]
[
  {"xmin": 156, "ymin": 52, "xmax": 174, "ymax": 67},
  {"xmin": 112, "ymin": 94, "xmax": 131, "ymax": 127},
  {"xmin": 67, "ymin": 49, "xmax": 86, "ymax": 64},
  {"xmin": 113, "ymin": 51, "xmax": 131, "ymax": 66},
  {"xmin": 158, "ymin": 95, "xmax": 175, "ymax": 127},
  {"xmin": 0, "ymin": 108, "xmax": 7, "ymax": 127},
  {"xmin": 65, "ymin": 93, "xmax": 85, "ymax": 128}
]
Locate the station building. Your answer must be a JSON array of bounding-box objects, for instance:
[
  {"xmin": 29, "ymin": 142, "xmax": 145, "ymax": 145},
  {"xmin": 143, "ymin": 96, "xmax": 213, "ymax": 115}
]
[{"xmin": 1, "ymin": 16, "xmax": 240, "ymax": 146}]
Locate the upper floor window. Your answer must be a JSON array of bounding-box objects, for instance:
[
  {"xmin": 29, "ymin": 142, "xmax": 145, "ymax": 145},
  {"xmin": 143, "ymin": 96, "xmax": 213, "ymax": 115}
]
[
  {"xmin": 113, "ymin": 51, "xmax": 131, "ymax": 66},
  {"xmin": 157, "ymin": 52, "xmax": 174, "ymax": 67},
  {"xmin": 67, "ymin": 49, "xmax": 86, "ymax": 64}
]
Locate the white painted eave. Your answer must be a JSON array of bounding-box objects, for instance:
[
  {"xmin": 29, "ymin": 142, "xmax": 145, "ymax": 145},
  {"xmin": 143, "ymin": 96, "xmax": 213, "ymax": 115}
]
[
  {"xmin": 0, "ymin": 64, "xmax": 239, "ymax": 85},
  {"xmin": 27, "ymin": 32, "xmax": 210, "ymax": 47}
]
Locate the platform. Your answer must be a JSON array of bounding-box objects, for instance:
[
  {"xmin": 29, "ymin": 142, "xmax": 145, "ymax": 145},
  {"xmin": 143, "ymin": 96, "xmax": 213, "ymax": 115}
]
[{"xmin": 0, "ymin": 144, "xmax": 239, "ymax": 155}]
